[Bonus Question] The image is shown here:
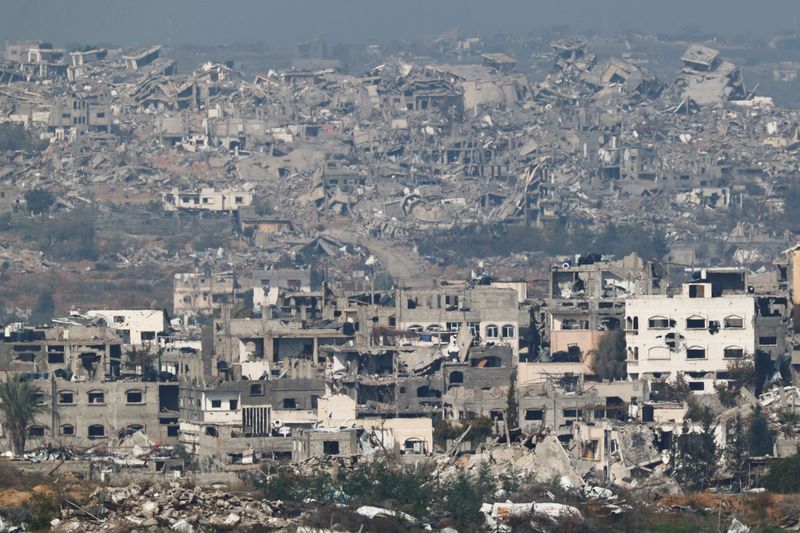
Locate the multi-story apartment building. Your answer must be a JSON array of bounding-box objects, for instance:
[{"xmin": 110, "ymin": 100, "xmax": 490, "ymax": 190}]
[{"xmin": 625, "ymin": 271, "xmax": 756, "ymax": 393}]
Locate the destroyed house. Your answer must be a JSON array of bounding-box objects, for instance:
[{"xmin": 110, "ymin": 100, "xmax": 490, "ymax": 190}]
[
  {"xmin": 0, "ymin": 323, "xmax": 124, "ymax": 380},
  {"xmin": 681, "ymin": 44, "xmax": 720, "ymax": 72},
  {"xmin": 444, "ymin": 345, "xmax": 514, "ymax": 420},
  {"xmin": 378, "ymin": 77, "xmax": 461, "ymax": 115},
  {"xmin": 237, "ymin": 207, "xmax": 295, "ymax": 236},
  {"xmin": 10, "ymin": 378, "xmax": 179, "ymax": 450},
  {"xmin": 48, "ymin": 95, "xmax": 112, "ymax": 132},
  {"xmin": 86, "ymin": 309, "xmax": 169, "ymax": 347},
  {"xmin": 123, "ymin": 45, "xmax": 161, "ymax": 70},
  {"xmin": 518, "ymin": 380, "xmax": 646, "ymax": 436},
  {"xmin": 3, "ymin": 41, "xmax": 43, "ymax": 62},
  {"xmin": 210, "ymin": 316, "xmax": 354, "ymax": 374},
  {"xmin": 395, "ymin": 283, "xmax": 527, "ymax": 356},
  {"xmin": 545, "ymin": 253, "xmax": 665, "ymax": 364},
  {"xmin": 173, "ymin": 271, "xmax": 244, "ymax": 317},
  {"xmin": 69, "ymin": 48, "xmax": 107, "ymax": 66},
  {"xmin": 179, "ymin": 378, "xmax": 325, "ymax": 463},
  {"xmin": 162, "ymin": 187, "xmax": 253, "ymax": 212},
  {"xmin": 481, "ymin": 53, "xmax": 517, "ymax": 73},
  {"xmin": 252, "ymin": 269, "xmax": 311, "ymax": 291}
]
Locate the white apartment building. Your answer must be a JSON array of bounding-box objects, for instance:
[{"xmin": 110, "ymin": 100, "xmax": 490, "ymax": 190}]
[
  {"xmin": 162, "ymin": 187, "xmax": 253, "ymax": 212},
  {"xmin": 625, "ymin": 281, "xmax": 755, "ymax": 393},
  {"xmin": 87, "ymin": 309, "xmax": 169, "ymax": 346}
]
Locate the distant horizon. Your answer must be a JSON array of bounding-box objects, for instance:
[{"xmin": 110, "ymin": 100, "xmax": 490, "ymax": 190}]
[{"xmin": 1, "ymin": 0, "xmax": 798, "ymax": 50}]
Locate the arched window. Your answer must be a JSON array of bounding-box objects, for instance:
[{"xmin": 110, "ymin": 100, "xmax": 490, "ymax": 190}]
[
  {"xmin": 449, "ymin": 371, "xmax": 464, "ymax": 384},
  {"xmin": 686, "ymin": 316, "xmax": 706, "ymax": 329},
  {"xmin": 724, "ymin": 315, "xmax": 744, "ymax": 329},
  {"xmin": 648, "ymin": 346, "xmax": 670, "ymax": 360},
  {"xmin": 485, "ymin": 324, "xmax": 499, "ymax": 339},
  {"xmin": 501, "ymin": 325, "xmax": 515, "ymax": 338},
  {"xmin": 88, "ymin": 424, "xmax": 106, "ymax": 438},
  {"xmin": 87, "ymin": 390, "xmax": 105, "ymax": 404},
  {"xmin": 724, "ymin": 346, "xmax": 744, "ymax": 359},
  {"xmin": 408, "ymin": 325, "xmax": 423, "ymax": 334},
  {"xmin": 426, "ymin": 324, "xmax": 442, "ymax": 332},
  {"xmin": 60, "ymin": 424, "xmax": 75, "ymax": 436},
  {"xmin": 126, "ymin": 389, "xmax": 144, "ymax": 404},
  {"xmin": 403, "ymin": 437, "xmax": 426, "ymax": 454},
  {"xmin": 58, "ymin": 391, "xmax": 76, "ymax": 405},
  {"xmin": 648, "ymin": 316, "xmax": 670, "ymax": 329},
  {"xmin": 686, "ymin": 346, "xmax": 706, "ymax": 359},
  {"xmin": 28, "ymin": 425, "xmax": 45, "ymax": 438}
]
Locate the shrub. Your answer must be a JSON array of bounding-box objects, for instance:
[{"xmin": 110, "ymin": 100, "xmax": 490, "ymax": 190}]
[{"xmin": 24, "ymin": 189, "xmax": 55, "ymax": 215}]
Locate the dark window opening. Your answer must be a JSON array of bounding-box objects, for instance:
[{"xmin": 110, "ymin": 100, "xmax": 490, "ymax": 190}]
[
  {"xmin": 282, "ymin": 398, "xmax": 297, "ymax": 409},
  {"xmin": 648, "ymin": 317, "xmax": 670, "ymax": 329},
  {"xmin": 724, "ymin": 347, "xmax": 744, "ymax": 359},
  {"xmin": 725, "ymin": 316, "xmax": 744, "ymax": 329},
  {"xmin": 525, "ymin": 409, "xmax": 544, "ymax": 421},
  {"xmin": 689, "ymin": 285, "xmax": 705, "ymax": 298},
  {"xmin": 126, "ymin": 390, "xmax": 143, "ymax": 404},
  {"xmin": 686, "ymin": 317, "xmax": 706, "ymax": 329},
  {"xmin": 88, "ymin": 424, "xmax": 105, "ymax": 438},
  {"xmin": 61, "ymin": 425, "xmax": 75, "ymax": 436},
  {"xmin": 58, "ymin": 391, "xmax": 74, "ymax": 404},
  {"xmin": 688, "ymin": 382, "xmax": 705, "ymax": 391},
  {"xmin": 687, "ymin": 348, "xmax": 706, "ymax": 359},
  {"xmin": 323, "ymin": 441, "xmax": 340, "ymax": 455},
  {"xmin": 88, "ymin": 391, "xmax": 105, "ymax": 404},
  {"xmin": 416, "ymin": 386, "xmax": 441, "ymax": 398}
]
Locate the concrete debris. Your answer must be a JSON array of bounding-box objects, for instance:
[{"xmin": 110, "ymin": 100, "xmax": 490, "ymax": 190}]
[
  {"xmin": 52, "ymin": 482, "xmax": 290, "ymax": 532},
  {"xmin": 728, "ymin": 518, "xmax": 750, "ymax": 533},
  {"xmin": 355, "ymin": 505, "xmax": 416, "ymax": 523}
]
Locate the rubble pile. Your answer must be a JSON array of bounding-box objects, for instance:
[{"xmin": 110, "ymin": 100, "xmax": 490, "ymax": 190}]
[{"xmin": 53, "ymin": 482, "xmax": 292, "ymax": 532}]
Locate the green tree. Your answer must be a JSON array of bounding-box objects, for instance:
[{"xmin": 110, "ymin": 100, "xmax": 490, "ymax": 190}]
[
  {"xmin": 0, "ymin": 123, "xmax": 46, "ymax": 153},
  {"xmin": 0, "ymin": 376, "xmax": 45, "ymax": 454},
  {"xmin": 440, "ymin": 462, "xmax": 494, "ymax": 529},
  {"xmin": 24, "ymin": 189, "xmax": 54, "ymax": 215},
  {"xmin": 726, "ymin": 414, "xmax": 750, "ymax": 490},
  {"xmin": 748, "ymin": 407, "xmax": 774, "ymax": 456},
  {"xmin": 590, "ymin": 329, "xmax": 627, "ymax": 380},
  {"xmin": 762, "ymin": 453, "xmax": 800, "ymax": 492},
  {"xmin": 716, "ymin": 355, "xmax": 755, "ymax": 407},
  {"xmin": 669, "ymin": 406, "xmax": 719, "ymax": 492},
  {"xmin": 30, "ymin": 290, "xmax": 55, "ymax": 324}
]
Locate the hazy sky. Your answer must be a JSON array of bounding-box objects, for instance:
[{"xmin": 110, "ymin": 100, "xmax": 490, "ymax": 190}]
[{"xmin": 1, "ymin": 0, "xmax": 798, "ymax": 47}]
